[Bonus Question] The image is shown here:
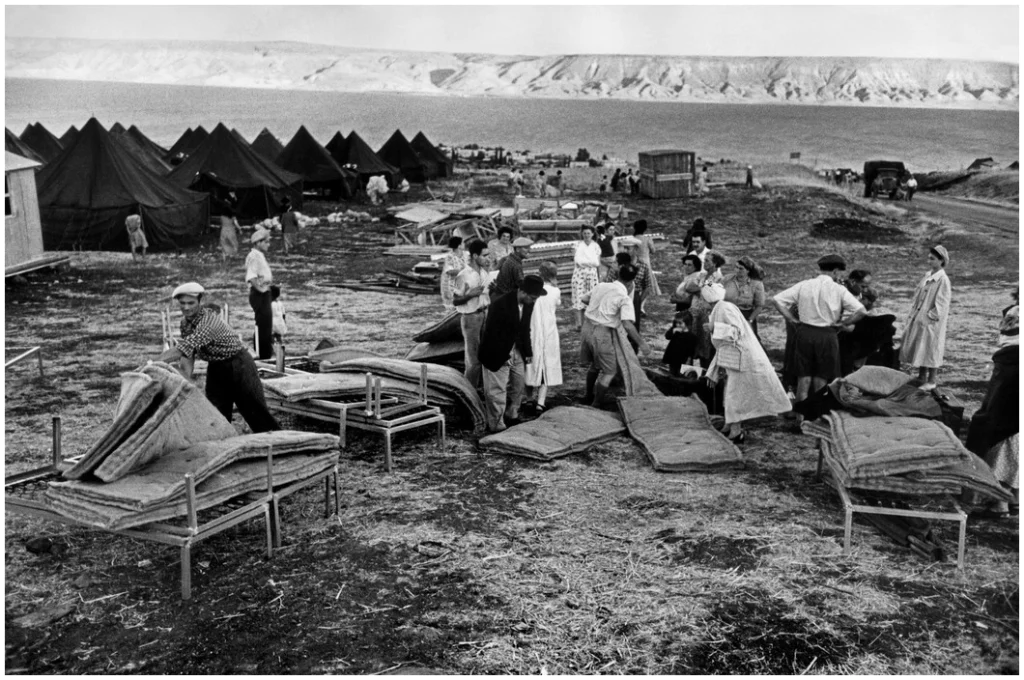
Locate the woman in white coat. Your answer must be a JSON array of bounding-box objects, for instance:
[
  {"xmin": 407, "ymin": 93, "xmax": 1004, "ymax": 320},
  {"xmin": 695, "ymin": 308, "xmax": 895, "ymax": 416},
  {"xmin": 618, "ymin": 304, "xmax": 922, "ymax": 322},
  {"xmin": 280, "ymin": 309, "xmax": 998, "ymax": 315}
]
[
  {"xmin": 525, "ymin": 261, "xmax": 563, "ymax": 414},
  {"xmin": 704, "ymin": 284, "xmax": 792, "ymax": 442},
  {"xmin": 900, "ymin": 245, "xmax": 952, "ymax": 390}
]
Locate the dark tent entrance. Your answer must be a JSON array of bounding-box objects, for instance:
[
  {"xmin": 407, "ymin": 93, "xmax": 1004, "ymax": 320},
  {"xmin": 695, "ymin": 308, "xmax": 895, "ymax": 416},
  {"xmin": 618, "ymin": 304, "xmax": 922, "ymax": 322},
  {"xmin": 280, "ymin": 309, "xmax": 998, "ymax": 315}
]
[
  {"xmin": 41, "ymin": 202, "xmax": 209, "ymax": 252},
  {"xmin": 187, "ymin": 174, "xmax": 300, "ymax": 223}
]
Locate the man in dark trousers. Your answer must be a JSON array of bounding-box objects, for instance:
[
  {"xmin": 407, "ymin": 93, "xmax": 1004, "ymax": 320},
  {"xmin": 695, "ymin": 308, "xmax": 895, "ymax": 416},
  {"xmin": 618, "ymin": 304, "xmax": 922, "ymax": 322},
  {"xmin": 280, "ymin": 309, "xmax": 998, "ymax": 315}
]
[
  {"xmin": 478, "ymin": 274, "xmax": 547, "ymax": 433},
  {"xmin": 158, "ymin": 282, "xmax": 280, "ymax": 433}
]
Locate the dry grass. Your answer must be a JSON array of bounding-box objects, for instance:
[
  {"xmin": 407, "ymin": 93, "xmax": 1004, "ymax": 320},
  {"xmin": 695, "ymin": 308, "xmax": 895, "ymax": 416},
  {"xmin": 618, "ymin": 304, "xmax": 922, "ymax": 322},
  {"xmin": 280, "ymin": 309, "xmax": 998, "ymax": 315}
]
[{"xmin": 4, "ymin": 173, "xmax": 1018, "ymax": 673}]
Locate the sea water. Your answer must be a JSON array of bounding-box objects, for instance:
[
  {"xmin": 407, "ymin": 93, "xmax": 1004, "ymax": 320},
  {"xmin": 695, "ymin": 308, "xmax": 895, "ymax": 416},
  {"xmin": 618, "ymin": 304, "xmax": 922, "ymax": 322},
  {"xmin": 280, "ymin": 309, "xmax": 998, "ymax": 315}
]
[{"xmin": 5, "ymin": 78, "xmax": 1018, "ymax": 171}]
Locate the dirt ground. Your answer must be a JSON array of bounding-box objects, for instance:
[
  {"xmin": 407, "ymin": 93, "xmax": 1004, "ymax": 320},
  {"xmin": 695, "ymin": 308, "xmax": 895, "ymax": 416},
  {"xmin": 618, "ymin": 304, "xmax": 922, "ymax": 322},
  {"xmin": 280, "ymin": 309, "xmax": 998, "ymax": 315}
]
[{"xmin": 4, "ymin": 168, "xmax": 1019, "ymax": 674}]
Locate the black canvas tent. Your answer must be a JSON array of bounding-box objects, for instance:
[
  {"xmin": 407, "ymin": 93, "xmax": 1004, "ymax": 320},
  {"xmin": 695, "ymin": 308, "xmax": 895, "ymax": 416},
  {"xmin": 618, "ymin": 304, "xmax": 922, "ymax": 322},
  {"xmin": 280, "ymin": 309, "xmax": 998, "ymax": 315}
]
[
  {"xmin": 36, "ymin": 118, "xmax": 210, "ymax": 252},
  {"xmin": 59, "ymin": 125, "xmax": 79, "ymax": 148},
  {"xmin": 126, "ymin": 125, "xmax": 169, "ymax": 158},
  {"xmin": 328, "ymin": 131, "xmax": 401, "ymax": 187},
  {"xmin": 251, "ymin": 128, "xmax": 285, "ymax": 162},
  {"xmin": 276, "ymin": 126, "xmax": 358, "ymax": 199},
  {"xmin": 112, "ymin": 130, "xmax": 173, "ymax": 177},
  {"xmin": 109, "ymin": 122, "xmax": 127, "ymax": 136},
  {"xmin": 167, "ymin": 123, "xmax": 302, "ymax": 220},
  {"xmin": 6, "ymin": 128, "xmax": 44, "ymax": 164},
  {"xmin": 377, "ymin": 129, "xmax": 430, "ymax": 184},
  {"xmin": 165, "ymin": 125, "xmax": 209, "ymax": 163},
  {"xmin": 411, "ymin": 131, "xmax": 454, "ymax": 179},
  {"xmin": 20, "ymin": 123, "xmax": 64, "ymax": 163}
]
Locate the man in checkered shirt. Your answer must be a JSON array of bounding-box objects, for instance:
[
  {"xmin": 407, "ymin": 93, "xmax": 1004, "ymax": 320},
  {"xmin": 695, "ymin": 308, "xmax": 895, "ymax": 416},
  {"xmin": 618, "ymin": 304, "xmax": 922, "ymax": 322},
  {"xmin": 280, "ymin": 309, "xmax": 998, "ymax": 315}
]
[{"xmin": 158, "ymin": 282, "xmax": 279, "ymax": 433}]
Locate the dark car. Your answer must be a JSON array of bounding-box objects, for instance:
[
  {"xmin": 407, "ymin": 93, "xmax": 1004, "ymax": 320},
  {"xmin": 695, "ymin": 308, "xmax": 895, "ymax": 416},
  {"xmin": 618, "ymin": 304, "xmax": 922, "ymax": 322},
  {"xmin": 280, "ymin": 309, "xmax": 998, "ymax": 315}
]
[{"xmin": 863, "ymin": 160, "xmax": 907, "ymax": 199}]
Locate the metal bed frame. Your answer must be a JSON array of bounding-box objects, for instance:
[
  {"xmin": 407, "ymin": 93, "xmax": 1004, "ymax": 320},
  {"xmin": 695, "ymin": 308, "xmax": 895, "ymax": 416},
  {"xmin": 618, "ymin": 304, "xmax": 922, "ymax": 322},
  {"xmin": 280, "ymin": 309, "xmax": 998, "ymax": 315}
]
[
  {"xmin": 816, "ymin": 442, "xmax": 968, "ymax": 568},
  {"xmin": 5, "ymin": 416, "xmax": 339, "ymax": 600},
  {"xmin": 264, "ymin": 365, "xmax": 446, "ymax": 473}
]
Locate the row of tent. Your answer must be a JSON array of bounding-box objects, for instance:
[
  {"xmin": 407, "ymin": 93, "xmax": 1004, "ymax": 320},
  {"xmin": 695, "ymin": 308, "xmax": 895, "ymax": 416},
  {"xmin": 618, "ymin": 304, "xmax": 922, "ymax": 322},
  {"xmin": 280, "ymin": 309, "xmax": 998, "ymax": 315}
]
[{"xmin": 5, "ymin": 119, "xmax": 454, "ymax": 252}]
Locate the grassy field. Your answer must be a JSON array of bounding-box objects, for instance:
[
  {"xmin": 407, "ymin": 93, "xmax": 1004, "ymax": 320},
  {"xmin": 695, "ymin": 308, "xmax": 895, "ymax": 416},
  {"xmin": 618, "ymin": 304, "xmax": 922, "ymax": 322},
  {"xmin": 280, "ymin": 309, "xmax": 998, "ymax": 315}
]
[{"xmin": 4, "ymin": 169, "xmax": 1018, "ymax": 673}]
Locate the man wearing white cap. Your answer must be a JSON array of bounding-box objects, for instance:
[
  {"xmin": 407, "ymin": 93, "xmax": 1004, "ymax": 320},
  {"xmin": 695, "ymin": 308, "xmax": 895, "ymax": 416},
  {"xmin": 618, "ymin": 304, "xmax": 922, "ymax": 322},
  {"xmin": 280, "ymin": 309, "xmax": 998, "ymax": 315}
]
[
  {"xmin": 158, "ymin": 282, "xmax": 279, "ymax": 432},
  {"xmin": 492, "ymin": 236, "xmax": 533, "ymax": 297},
  {"xmin": 246, "ymin": 228, "xmax": 275, "ymax": 360}
]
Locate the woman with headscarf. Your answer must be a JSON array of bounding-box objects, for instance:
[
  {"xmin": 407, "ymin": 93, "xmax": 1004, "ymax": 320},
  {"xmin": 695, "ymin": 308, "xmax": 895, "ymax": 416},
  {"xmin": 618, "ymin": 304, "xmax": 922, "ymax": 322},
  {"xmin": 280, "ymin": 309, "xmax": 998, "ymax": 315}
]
[
  {"xmin": 440, "ymin": 236, "xmax": 467, "ymax": 311},
  {"xmin": 900, "ymin": 245, "xmax": 952, "ymax": 390},
  {"xmin": 633, "ymin": 219, "xmax": 661, "ymax": 297},
  {"xmin": 685, "ymin": 251, "xmax": 727, "ymax": 368},
  {"xmin": 723, "ymin": 255, "xmax": 766, "ymax": 338},
  {"xmin": 704, "ymin": 284, "xmax": 792, "ymax": 442},
  {"xmin": 571, "ymin": 224, "xmax": 602, "ymax": 330}
]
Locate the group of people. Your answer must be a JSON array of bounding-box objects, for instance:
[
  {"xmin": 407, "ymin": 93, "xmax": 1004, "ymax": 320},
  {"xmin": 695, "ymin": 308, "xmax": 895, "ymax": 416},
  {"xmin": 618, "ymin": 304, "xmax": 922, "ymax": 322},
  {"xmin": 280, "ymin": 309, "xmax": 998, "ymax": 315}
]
[
  {"xmin": 599, "ymin": 168, "xmax": 641, "ymax": 195},
  {"xmin": 452, "ymin": 211, "xmax": 961, "ymax": 445},
  {"xmin": 508, "ymin": 168, "xmax": 566, "ymax": 198}
]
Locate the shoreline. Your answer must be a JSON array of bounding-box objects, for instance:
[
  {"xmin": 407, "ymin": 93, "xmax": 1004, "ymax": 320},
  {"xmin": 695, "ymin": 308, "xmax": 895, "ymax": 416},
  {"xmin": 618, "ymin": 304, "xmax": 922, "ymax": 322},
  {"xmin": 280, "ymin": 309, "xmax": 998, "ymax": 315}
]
[{"xmin": 5, "ymin": 76, "xmax": 1020, "ymax": 113}]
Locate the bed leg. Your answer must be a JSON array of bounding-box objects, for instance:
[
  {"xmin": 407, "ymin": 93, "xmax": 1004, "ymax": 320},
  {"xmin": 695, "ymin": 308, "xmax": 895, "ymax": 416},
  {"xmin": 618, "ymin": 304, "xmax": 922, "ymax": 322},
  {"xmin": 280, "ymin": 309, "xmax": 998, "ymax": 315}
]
[
  {"xmin": 266, "ymin": 504, "xmax": 276, "ymax": 556},
  {"xmin": 384, "ymin": 433, "xmax": 392, "ymax": 473},
  {"xmin": 843, "ymin": 508, "xmax": 853, "ymax": 557},
  {"xmin": 181, "ymin": 544, "xmax": 192, "ymax": 601},
  {"xmin": 957, "ymin": 516, "xmax": 967, "ymax": 569}
]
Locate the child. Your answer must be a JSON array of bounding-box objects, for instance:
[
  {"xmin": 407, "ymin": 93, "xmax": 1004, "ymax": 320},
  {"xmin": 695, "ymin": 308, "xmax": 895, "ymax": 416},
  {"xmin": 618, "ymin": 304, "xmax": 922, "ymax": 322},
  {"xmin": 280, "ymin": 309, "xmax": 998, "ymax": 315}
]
[
  {"xmin": 662, "ymin": 311, "xmax": 698, "ymax": 376},
  {"xmin": 270, "ymin": 285, "xmax": 287, "ymax": 346},
  {"xmin": 125, "ymin": 209, "xmax": 148, "ymax": 261}
]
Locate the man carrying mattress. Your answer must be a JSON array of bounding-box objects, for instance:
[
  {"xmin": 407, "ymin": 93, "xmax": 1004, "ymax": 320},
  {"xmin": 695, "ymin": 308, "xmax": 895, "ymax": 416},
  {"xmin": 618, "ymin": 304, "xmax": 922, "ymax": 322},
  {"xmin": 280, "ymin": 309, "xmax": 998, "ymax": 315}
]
[
  {"xmin": 158, "ymin": 282, "xmax": 280, "ymax": 433},
  {"xmin": 581, "ymin": 264, "xmax": 650, "ymax": 408}
]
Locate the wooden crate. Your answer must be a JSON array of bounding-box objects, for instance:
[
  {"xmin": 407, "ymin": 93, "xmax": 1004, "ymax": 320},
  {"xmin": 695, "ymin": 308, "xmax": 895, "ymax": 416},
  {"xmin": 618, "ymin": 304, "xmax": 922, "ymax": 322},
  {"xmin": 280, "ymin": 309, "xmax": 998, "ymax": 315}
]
[{"xmin": 639, "ymin": 150, "xmax": 696, "ymax": 199}]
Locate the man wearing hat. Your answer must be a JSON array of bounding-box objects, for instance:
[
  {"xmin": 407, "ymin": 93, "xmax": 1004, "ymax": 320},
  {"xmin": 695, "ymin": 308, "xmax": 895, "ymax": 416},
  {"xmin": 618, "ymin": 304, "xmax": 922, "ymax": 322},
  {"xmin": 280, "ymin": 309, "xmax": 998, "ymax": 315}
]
[
  {"xmin": 158, "ymin": 282, "xmax": 279, "ymax": 433},
  {"xmin": 477, "ymin": 274, "xmax": 546, "ymax": 432},
  {"xmin": 492, "ymin": 236, "xmax": 533, "ymax": 297},
  {"xmin": 772, "ymin": 254, "xmax": 867, "ymax": 407},
  {"xmin": 581, "ymin": 264, "xmax": 650, "ymax": 407},
  {"xmin": 246, "ymin": 228, "xmax": 275, "ymax": 360}
]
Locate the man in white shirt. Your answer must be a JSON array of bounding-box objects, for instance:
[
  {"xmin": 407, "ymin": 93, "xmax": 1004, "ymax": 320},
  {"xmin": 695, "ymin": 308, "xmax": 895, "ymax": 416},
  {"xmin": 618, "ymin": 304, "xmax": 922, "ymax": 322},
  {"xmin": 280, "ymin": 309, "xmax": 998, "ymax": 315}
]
[
  {"xmin": 580, "ymin": 264, "xmax": 650, "ymax": 407},
  {"xmin": 773, "ymin": 254, "xmax": 867, "ymax": 405},
  {"xmin": 691, "ymin": 233, "xmax": 710, "ymax": 267},
  {"xmin": 453, "ymin": 239, "xmax": 494, "ymax": 390}
]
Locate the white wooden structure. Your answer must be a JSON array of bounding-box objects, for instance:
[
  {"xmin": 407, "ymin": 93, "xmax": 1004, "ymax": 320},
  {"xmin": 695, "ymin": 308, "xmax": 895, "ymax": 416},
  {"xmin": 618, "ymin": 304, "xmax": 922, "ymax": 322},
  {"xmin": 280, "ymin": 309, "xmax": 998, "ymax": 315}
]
[{"xmin": 5, "ymin": 151, "xmax": 67, "ymax": 277}]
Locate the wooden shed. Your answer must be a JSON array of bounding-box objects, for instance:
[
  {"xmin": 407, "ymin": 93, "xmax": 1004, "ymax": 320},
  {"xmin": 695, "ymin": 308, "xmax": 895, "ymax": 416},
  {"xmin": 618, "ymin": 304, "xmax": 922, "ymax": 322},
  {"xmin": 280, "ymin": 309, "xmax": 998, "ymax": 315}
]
[
  {"xmin": 638, "ymin": 150, "xmax": 696, "ymax": 199},
  {"xmin": 5, "ymin": 151, "xmax": 68, "ymax": 277}
]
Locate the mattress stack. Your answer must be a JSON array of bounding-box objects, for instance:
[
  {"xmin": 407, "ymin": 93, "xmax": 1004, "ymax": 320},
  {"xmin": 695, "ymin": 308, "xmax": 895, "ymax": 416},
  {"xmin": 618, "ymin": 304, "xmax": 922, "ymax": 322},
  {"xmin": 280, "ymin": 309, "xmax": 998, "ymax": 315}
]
[
  {"xmin": 404, "ymin": 312, "xmax": 465, "ymax": 367},
  {"xmin": 47, "ymin": 431, "xmax": 340, "ymax": 530},
  {"xmin": 806, "ymin": 411, "xmax": 1012, "ymax": 502},
  {"xmin": 46, "ymin": 365, "xmax": 340, "ymax": 530}
]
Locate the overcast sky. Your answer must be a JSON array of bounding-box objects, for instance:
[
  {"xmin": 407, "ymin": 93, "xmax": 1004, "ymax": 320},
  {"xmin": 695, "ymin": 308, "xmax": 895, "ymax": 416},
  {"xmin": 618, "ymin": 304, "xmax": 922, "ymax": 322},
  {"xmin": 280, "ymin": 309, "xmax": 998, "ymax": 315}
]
[{"xmin": 4, "ymin": 3, "xmax": 1019, "ymax": 63}]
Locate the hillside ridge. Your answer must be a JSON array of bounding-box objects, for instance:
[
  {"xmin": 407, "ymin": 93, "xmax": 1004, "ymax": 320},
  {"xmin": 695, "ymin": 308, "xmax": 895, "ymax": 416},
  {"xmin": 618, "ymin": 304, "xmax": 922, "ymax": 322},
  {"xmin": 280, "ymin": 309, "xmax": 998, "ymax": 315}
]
[{"xmin": 6, "ymin": 37, "xmax": 1018, "ymax": 109}]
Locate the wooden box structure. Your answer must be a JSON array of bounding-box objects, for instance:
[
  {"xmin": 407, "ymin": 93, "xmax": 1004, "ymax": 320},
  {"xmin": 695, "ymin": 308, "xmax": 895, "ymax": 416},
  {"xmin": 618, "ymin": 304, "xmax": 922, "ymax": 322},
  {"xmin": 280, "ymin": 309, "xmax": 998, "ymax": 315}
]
[
  {"xmin": 639, "ymin": 150, "xmax": 696, "ymax": 199},
  {"xmin": 5, "ymin": 151, "xmax": 69, "ymax": 277}
]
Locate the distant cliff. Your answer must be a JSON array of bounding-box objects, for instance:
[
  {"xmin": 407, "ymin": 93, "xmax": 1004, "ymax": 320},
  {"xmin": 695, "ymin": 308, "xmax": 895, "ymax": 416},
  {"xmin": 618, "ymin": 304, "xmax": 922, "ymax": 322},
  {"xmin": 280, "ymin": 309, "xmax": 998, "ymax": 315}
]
[{"xmin": 6, "ymin": 37, "xmax": 1018, "ymax": 109}]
